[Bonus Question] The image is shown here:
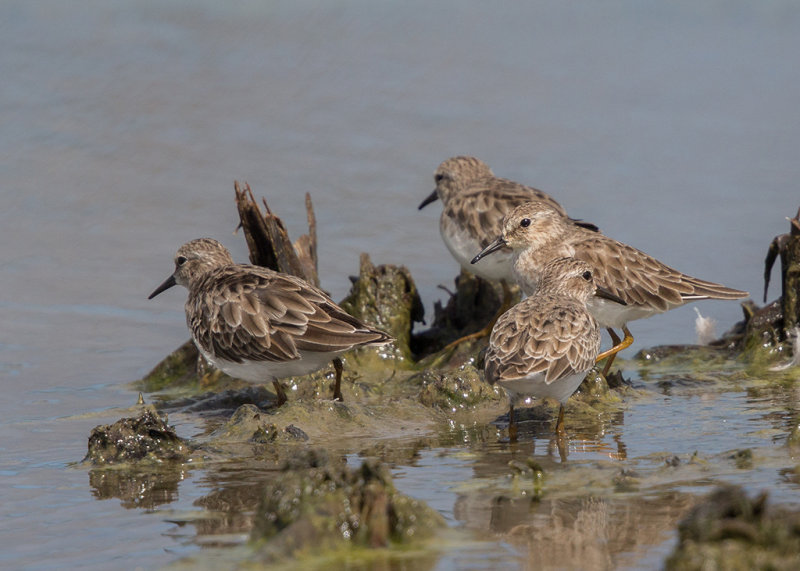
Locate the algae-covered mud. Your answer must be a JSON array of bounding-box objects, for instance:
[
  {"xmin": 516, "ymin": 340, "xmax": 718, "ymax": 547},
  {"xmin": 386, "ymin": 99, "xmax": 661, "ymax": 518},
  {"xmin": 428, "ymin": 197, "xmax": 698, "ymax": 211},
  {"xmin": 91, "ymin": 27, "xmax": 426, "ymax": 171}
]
[
  {"xmin": 87, "ymin": 347, "xmax": 800, "ymax": 569},
  {"xmin": 82, "ymin": 208, "xmax": 800, "ymax": 569}
]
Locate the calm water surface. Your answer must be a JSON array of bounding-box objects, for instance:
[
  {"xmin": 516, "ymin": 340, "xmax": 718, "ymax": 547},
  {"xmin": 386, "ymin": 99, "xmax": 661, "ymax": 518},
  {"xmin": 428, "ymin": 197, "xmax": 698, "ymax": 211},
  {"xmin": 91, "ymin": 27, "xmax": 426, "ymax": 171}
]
[{"xmin": 2, "ymin": 1, "xmax": 799, "ymax": 569}]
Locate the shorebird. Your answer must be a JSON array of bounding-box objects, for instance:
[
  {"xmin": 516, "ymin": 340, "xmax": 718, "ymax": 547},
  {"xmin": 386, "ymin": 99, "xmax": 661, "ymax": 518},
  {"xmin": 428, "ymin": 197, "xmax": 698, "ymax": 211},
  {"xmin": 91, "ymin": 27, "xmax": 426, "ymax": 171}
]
[
  {"xmin": 485, "ymin": 257, "xmax": 626, "ymax": 437},
  {"xmin": 149, "ymin": 238, "xmax": 392, "ymax": 405},
  {"xmin": 472, "ymin": 202, "xmax": 748, "ymax": 374}
]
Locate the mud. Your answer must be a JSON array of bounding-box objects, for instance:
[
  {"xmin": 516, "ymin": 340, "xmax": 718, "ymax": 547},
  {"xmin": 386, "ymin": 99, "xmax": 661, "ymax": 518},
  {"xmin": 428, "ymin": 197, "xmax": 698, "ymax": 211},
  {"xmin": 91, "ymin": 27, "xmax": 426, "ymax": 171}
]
[
  {"xmin": 665, "ymin": 485, "xmax": 800, "ymax": 570},
  {"xmin": 83, "ymin": 206, "xmax": 800, "ymax": 568}
]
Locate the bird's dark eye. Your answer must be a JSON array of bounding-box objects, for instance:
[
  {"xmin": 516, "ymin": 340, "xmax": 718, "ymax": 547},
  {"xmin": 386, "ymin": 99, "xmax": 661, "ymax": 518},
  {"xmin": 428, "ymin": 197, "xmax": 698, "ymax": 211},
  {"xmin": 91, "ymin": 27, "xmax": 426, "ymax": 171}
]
[
  {"xmin": 582, "ymin": 270, "xmax": 592, "ymax": 281},
  {"xmin": 520, "ymin": 218, "xmax": 531, "ymax": 228},
  {"xmin": 434, "ymin": 174, "xmax": 444, "ymax": 183},
  {"xmin": 176, "ymin": 256, "xmax": 187, "ymax": 266}
]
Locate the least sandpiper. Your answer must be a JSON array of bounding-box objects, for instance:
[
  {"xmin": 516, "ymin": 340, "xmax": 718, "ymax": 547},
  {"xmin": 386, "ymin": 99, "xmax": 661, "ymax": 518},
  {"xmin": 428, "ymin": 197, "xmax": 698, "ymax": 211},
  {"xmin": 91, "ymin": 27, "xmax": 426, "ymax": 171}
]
[
  {"xmin": 148, "ymin": 238, "xmax": 392, "ymax": 405},
  {"xmin": 484, "ymin": 257, "xmax": 626, "ymax": 437},
  {"xmin": 419, "ymin": 156, "xmax": 595, "ymax": 284},
  {"xmin": 472, "ymin": 202, "xmax": 749, "ymax": 373}
]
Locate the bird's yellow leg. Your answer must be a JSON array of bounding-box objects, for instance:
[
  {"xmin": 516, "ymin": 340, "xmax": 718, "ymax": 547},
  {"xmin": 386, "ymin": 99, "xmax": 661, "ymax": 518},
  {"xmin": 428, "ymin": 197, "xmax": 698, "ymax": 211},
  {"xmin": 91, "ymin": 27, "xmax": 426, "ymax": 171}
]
[{"xmin": 596, "ymin": 326, "xmax": 634, "ymax": 375}]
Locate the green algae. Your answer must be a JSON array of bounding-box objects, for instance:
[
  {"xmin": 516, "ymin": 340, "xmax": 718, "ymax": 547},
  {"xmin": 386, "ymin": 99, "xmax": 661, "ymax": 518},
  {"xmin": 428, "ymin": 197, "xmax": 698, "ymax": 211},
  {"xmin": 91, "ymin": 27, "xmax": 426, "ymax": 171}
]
[
  {"xmin": 204, "ymin": 403, "xmax": 309, "ymax": 444},
  {"xmin": 109, "ymin": 332, "xmax": 800, "ymax": 568},
  {"xmin": 730, "ymin": 448, "xmax": 754, "ymax": 470},
  {"xmin": 250, "ymin": 450, "xmax": 446, "ymax": 563},
  {"xmin": 138, "ymin": 339, "xmax": 200, "ymax": 392},
  {"xmin": 413, "ymin": 363, "xmax": 503, "ymax": 411},
  {"xmin": 665, "ymin": 485, "xmax": 800, "ymax": 571},
  {"xmin": 339, "ymin": 253, "xmax": 425, "ymax": 366}
]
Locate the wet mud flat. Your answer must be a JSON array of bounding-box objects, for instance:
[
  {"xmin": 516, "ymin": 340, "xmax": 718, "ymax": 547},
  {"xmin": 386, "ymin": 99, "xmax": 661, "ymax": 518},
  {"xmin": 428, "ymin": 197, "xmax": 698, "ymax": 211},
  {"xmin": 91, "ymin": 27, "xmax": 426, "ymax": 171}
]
[{"xmin": 83, "ymin": 197, "xmax": 800, "ymax": 569}]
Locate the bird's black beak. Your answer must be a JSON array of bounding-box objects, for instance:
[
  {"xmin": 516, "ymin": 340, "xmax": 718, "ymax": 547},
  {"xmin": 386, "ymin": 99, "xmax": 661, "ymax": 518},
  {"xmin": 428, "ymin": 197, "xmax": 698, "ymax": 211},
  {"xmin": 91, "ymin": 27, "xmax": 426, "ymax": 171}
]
[
  {"xmin": 471, "ymin": 236, "xmax": 507, "ymax": 264},
  {"xmin": 418, "ymin": 190, "xmax": 439, "ymax": 210},
  {"xmin": 148, "ymin": 275, "xmax": 177, "ymax": 299},
  {"xmin": 594, "ymin": 286, "xmax": 627, "ymax": 306}
]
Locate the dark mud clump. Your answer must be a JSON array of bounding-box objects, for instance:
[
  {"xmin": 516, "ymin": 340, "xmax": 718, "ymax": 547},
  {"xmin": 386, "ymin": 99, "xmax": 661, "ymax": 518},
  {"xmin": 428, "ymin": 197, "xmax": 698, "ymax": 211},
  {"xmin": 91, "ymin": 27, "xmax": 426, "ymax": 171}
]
[
  {"xmin": 763, "ymin": 206, "xmax": 800, "ymax": 332},
  {"xmin": 251, "ymin": 449, "xmax": 446, "ymax": 562},
  {"xmin": 411, "ymin": 269, "xmax": 510, "ymax": 358},
  {"xmin": 665, "ymin": 485, "xmax": 800, "ymax": 570},
  {"xmin": 83, "ymin": 405, "xmax": 192, "ymax": 465},
  {"xmin": 339, "ymin": 252, "xmax": 425, "ymax": 365},
  {"xmin": 729, "ymin": 207, "xmax": 800, "ymax": 361}
]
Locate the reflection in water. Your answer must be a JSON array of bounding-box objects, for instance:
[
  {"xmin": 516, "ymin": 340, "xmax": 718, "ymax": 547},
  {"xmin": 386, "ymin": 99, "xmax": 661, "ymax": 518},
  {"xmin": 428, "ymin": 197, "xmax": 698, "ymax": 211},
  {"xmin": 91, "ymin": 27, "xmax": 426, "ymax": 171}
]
[
  {"xmin": 455, "ymin": 492, "xmax": 693, "ymax": 570},
  {"xmin": 192, "ymin": 480, "xmax": 267, "ymax": 542},
  {"xmin": 89, "ymin": 466, "xmax": 186, "ymax": 510},
  {"xmin": 467, "ymin": 405, "xmax": 630, "ymax": 477},
  {"xmin": 185, "ymin": 462, "xmax": 283, "ymax": 542},
  {"xmin": 445, "ymin": 403, "xmax": 706, "ymax": 568},
  {"xmin": 87, "ymin": 458, "xmax": 275, "ymax": 541},
  {"xmin": 745, "ymin": 380, "xmax": 800, "ymax": 441}
]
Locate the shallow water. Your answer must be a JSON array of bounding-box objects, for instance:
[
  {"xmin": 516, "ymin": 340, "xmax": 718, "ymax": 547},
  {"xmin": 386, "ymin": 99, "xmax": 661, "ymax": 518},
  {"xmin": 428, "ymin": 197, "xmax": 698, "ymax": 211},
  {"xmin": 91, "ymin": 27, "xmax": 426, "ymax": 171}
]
[{"xmin": 2, "ymin": 1, "xmax": 799, "ymax": 569}]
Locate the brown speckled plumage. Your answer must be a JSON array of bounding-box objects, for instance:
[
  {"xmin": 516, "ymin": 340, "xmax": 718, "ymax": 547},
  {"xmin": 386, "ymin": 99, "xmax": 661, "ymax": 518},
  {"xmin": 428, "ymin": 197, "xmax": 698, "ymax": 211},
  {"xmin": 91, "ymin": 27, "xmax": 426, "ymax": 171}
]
[
  {"xmin": 433, "ymin": 156, "xmax": 568, "ymax": 250},
  {"xmin": 420, "ymin": 156, "xmax": 594, "ymax": 283},
  {"xmin": 484, "ymin": 258, "xmax": 619, "ymax": 435},
  {"xmin": 486, "ymin": 202, "xmax": 749, "ymax": 328},
  {"xmin": 149, "ymin": 239, "xmax": 391, "ymax": 401},
  {"xmin": 184, "ymin": 261, "xmax": 387, "ymax": 364},
  {"xmin": 485, "ymin": 258, "xmax": 601, "ymax": 391}
]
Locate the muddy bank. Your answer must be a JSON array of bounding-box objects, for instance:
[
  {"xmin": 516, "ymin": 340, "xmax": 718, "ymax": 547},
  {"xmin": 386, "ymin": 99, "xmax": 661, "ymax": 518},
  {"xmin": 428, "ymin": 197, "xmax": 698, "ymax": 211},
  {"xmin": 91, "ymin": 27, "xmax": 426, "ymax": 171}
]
[{"xmin": 84, "ymin": 196, "xmax": 800, "ymax": 568}]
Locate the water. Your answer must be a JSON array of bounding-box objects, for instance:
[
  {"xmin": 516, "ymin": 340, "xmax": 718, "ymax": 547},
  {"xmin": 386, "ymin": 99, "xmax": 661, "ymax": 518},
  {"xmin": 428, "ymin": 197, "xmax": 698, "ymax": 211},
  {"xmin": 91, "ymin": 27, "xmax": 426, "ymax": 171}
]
[{"xmin": 2, "ymin": 1, "xmax": 799, "ymax": 569}]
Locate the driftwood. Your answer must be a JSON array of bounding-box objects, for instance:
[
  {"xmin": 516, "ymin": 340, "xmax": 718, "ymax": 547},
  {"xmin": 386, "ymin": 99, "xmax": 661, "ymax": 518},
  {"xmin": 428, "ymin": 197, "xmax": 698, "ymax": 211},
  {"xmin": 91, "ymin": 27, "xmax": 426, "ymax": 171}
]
[
  {"xmin": 234, "ymin": 181, "xmax": 319, "ymax": 286},
  {"xmin": 763, "ymin": 206, "xmax": 800, "ymax": 332},
  {"xmin": 735, "ymin": 207, "xmax": 800, "ymax": 350}
]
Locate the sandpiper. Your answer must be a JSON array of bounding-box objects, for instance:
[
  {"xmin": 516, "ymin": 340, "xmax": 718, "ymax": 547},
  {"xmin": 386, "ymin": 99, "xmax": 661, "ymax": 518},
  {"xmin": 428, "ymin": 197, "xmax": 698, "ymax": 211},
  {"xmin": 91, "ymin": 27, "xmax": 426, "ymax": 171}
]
[
  {"xmin": 484, "ymin": 257, "xmax": 626, "ymax": 437},
  {"xmin": 419, "ymin": 156, "xmax": 597, "ymax": 345},
  {"xmin": 419, "ymin": 155, "xmax": 596, "ymax": 284},
  {"xmin": 472, "ymin": 202, "xmax": 748, "ymax": 373},
  {"xmin": 149, "ymin": 238, "xmax": 392, "ymax": 405}
]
